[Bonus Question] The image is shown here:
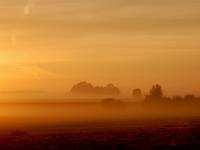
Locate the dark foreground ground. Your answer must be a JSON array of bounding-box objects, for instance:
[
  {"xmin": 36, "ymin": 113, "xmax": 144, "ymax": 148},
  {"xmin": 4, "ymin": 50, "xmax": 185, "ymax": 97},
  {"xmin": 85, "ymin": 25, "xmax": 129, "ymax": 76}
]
[{"xmin": 0, "ymin": 118, "xmax": 200, "ymax": 150}]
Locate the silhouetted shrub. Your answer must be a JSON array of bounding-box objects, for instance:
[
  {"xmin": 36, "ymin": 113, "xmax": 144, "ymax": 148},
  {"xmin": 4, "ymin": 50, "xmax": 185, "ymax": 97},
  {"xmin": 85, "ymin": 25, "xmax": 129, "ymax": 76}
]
[
  {"xmin": 132, "ymin": 88, "xmax": 143, "ymax": 98},
  {"xmin": 101, "ymin": 98, "xmax": 120, "ymax": 104},
  {"xmin": 172, "ymin": 96, "xmax": 183, "ymax": 102},
  {"xmin": 184, "ymin": 94, "xmax": 196, "ymax": 101}
]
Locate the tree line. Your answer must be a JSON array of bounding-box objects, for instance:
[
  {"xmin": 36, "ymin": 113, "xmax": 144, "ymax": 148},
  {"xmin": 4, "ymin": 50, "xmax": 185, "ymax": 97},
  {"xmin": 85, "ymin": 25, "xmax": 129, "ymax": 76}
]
[
  {"xmin": 70, "ymin": 81, "xmax": 200, "ymax": 102},
  {"xmin": 133, "ymin": 84, "xmax": 200, "ymax": 102}
]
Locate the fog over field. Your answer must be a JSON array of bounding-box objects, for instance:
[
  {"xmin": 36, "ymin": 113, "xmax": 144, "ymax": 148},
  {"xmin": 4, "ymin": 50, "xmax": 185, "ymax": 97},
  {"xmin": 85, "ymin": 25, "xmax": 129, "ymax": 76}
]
[
  {"xmin": 0, "ymin": 101, "xmax": 200, "ymax": 130},
  {"xmin": 0, "ymin": 0, "xmax": 200, "ymax": 149}
]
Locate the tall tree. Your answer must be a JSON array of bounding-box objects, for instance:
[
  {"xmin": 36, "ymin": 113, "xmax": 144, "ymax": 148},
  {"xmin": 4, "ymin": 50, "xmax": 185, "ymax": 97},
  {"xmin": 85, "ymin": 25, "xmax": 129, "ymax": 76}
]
[{"xmin": 147, "ymin": 84, "xmax": 163, "ymax": 100}]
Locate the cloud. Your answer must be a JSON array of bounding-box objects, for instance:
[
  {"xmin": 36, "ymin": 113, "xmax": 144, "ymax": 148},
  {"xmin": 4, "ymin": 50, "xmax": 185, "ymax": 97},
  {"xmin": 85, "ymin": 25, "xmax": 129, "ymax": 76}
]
[
  {"xmin": 0, "ymin": 90, "xmax": 45, "ymax": 94},
  {"xmin": 10, "ymin": 32, "xmax": 17, "ymax": 49},
  {"xmin": 0, "ymin": 63, "xmax": 63, "ymax": 81},
  {"xmin": 24, "ymin": 0, "xmax": 37, "ymax": 16},
  {"xmin": 19, "ymin": 65, "xmax": 64, "ymax": 80}
]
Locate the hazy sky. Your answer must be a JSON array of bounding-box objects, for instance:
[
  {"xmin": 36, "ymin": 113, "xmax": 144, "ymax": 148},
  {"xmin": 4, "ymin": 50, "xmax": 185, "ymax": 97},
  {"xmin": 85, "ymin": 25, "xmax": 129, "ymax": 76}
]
[{"xmin": 0, "ymin": 0, "xmax": 200, "ymax": 99}]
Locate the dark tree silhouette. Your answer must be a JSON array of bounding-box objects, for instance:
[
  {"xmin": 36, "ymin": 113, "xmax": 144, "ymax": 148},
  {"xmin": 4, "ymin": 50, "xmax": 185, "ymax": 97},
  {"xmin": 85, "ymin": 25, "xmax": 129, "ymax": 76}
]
[
  {"xmin": 132, "ymin": 88, "xmax": 143, "ymax": 99},
  {"xmin": 150, "ymin": 84, "xmax": 163, "ymax": 98},
  {"xmin": 104, "ymin": 84, "xmax": 120, "ymax": 95},
  {"xmin": 71, "ymin": 81, "xmax": 94, "ymax": 94},
  {"xmin": 70, "ymin": 81, "xmax": 120, "ymax": 96},
  {"xmin": 146, "ymin": 84, "xmax": 163, "ymax": 101}
]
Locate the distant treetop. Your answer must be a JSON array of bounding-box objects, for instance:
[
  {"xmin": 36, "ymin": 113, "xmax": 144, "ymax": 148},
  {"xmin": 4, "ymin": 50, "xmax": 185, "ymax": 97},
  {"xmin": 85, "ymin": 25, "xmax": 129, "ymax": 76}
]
[{"xmin": 70, "ymin": 81, "xmax": 120, "ymax": 96}]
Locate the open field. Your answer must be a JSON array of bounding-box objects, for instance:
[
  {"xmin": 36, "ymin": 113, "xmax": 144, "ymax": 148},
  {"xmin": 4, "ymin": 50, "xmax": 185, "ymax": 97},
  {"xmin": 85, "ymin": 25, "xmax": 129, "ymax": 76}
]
[
  {"xmin": 0, "ymin": 102, "xmax": 200, "ymax": 150},
  {"xmin": 0, "ymin": 118, "xmax": 200, "ymax": 150}
]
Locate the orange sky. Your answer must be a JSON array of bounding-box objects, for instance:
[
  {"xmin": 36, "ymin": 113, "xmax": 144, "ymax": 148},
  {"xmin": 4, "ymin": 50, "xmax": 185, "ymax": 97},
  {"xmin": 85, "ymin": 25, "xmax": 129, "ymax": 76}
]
[{"xmin": 0, "ymin": 0, "xmax": 200, "ymax": 99}]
